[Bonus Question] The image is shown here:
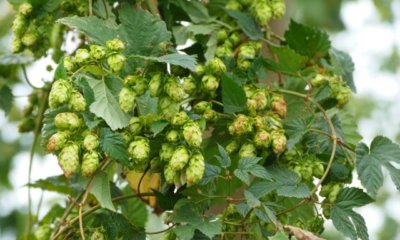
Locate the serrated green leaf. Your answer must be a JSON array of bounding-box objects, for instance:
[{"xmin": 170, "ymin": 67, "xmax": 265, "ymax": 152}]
[
  {"xmin": 150, "ymin": 120, "xmax": 168, "ymax": 136},
  {"xmin": 235, "ymin": 157, "xmax": 271, "ymax": 185},
  {"xmin": 170, "ymin": 0, "xmax": 213, "ymax": 23},
  {"xmin": 0, "ymin": 53, "xmax": 34, "ymax": 65},
  {"xmin": 221, "ymin": 75, "xmax": 247, "ymax": 114},
  {"xmin": 99, "ymin": 128, "xmax": 129, "ymax": 166},
  {"xmin": 174, "ymin": 225, "xmax": 196, "ymax": 240},
  {"xmin": 284, "ymin": 20, "xmax": 331, "ymax": 58},
  {"xmin": 269, "ymin": 231, "xmax": 288, "ymax": 240},
  {"xmin": 118, "ymin": 6, "xmax": 171, "ymax": 56},
  {"xmin": 197, "ymin": 220, "xmax": 221, "ymax": 238},
  {"xmin": 90, "ymin": 171, "xmax": 115, "ymax": 211},
  {"xmin": 86, "ymin": 77, "xmax": 129, "ymax": 130},
  {"xmin": 57, "ymin": 16, "xmax": 118, "ymax": 44},
  {"xmin": 267, "ymin": 45, "xmax": 308, "ymax": 73},
  {"xmin": 330, "ymin": 48, "xmax": 356, "ymax": 92},
  {"xmin": 283, "ymin": 115, "xmax": 313, "ymax": 150},
  {"xmin": 136, "ymin": 91, "xmax": 158, "ymax": 115},
  {"xmin": 356, "ymin": 136, "xmax": 400, "ymax": 196},
  {"xmin": 54, "ymin": 59, "xmax": 67, "ymax": 80},
  {"xmin": 28, "ymin": 175, "xmax": 74, "ymax": 195},
  {"xmin": 385, "ymin": 163, "xmax": 400, "ymax": 192},
  {"xmin": 0, "ymin": 86, "xmax": 13, "ymax": 115},
  {"xmin": 216, "ymin": 144, "xmax": 231, "ymax": 168},
  {"xmin": 120, "ymin": 197, "xmax": 148, "ymax": 227},
  {"xmin": 248, "ymin": 181, "xmax": 277, "ymax": 199},
  {"xmin": 154, "ymin": 53, "xmax": 197, "ymax": 71},
  {"xmin": 244, "ymin": 190, "xmax": 261, "ymax": 208},
  {"xmin": 200, "ymin": 164, "xmax": 221, "ymax": 184},
  {"xmin": 172, "ymin": 201, "xmax": 203, "ymax": 225},
  {"xmin": 276, "ymin": 184, "xmax": 310, "ymax": 198},
  {"xmin": 330, "ymin": 187, "xmax": 372, "ymax": 240},
  {"xmin": 225, "ymin": 10, "xmax": 263, "ymax": 40},
  {"xmin": 153, "ymin": 188, "xmax": 183, "ymax": 211},
  {"xmin": 234, "ymin": 169, "xmax": 250, "ymax": 185}
]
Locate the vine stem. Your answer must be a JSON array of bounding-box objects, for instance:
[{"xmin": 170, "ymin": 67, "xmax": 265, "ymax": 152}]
[
  {"xmin": 275, "ymin": 89, "xmax": 338, "ymax": 207},
  {"xmin": 51, "ymin": 192, "xmax": 156, "ymax": 239},
  {"xmin": 78, "ymin": 158, "xmax": 111, "ymax": 240},
  {"xmin": 25, "ymin": 86, "xmax": 50, "ymax": 239}
]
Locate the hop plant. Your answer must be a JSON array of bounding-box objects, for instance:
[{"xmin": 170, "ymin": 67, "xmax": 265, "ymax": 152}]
[
  {"xmin": 239, "ymin": 142, "xmax": 257, "ymax": 158},
  {"xmin": 54, "ymin": 112, "xmax": 83, "ymax": 131},
  {"xmin": 185, "ymin": 151, "xmax": 205, "ymax": 185},
  {"xmin": 160, "ymin": 143, "xmax": 175, "ymax": 161},
  {"xmin": 171, "ymin": 111, "xmax": 189, "ymax": 126},
  {"xmin": 49, "ymin": 79, "xmax": 72, "ymax": 109},
  {"xmin": 58, "ymin": 143, "xmax": 80, "ymax": 177},
  {"xmin": 166, "ymin": 129, "xmax": 181, "ymax": 143},
  {"xmin": 228, "ymin": 114, "xmax": 253, "ymax": 136},
  {"xmin": 47, "ymin": 131, "xmax": 69, "ymax": 153},
  {"xmin": 81, "ymin": 152, "xmax": 100, "ymax": 177},
  {"xmin": 119, "ymin": 87, "xmax": 136, "ymax": 112},
  {"xmin": 201, "ymin": 75, "xmax": 219, "ymax": 94},
  {"xmin": 90, "ymin": 45, "xmax": 107, "ymax": 60},
  {"xmin": 182, "ymin": 121, "xmax": 203, "ymax": 148},
  {"xmin": 253, "ymin": 129, "xmax": 271, "ymax": 149},
  {"xmin": 149, "ymin": 73, "xmax": 163, "ymax": 97},
  {"xmin": 271, "ymin": 130, "xmax": 287, "ymax": 154},
  {"xmin": 193, "ymin": 101, "xmax": 212, "ymax": 114},
  {"xmin": 169, "ymin": 145, "xmax": 190, "ymax": 171},
  {"xmin": 128, "ymin": 117, "xmax": 143, "ymax": 135},
  {"xmin": 106, "ymin": 38, "xmax": 125, "ymax": 51},
  {"xmin": 107, "ymin": 54, "xmax": 126, "ymax": 72},
  {"xmin": 69, "ymin": 91, "xmax": 86, "ymax": 111},
  {"xmin": 164, "ymin": 164, "xmax": 180, "ymax": 184},
  {"xmin": 128, "ymin": 137, "xmax": 150, "ymax": 162},
  {"xmin": 74, "ymin": 49, "xmax": 91, "ymax": 64},
  {"xmin": 206, "ymin": 58, "xmax": 227, "ymax": 76},
  {"xmin": 83, "ymin": 133, "xmax": 99, "ymax": 151}
]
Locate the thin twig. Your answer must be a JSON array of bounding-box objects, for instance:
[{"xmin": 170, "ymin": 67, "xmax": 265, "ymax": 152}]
[
  {"xmin": 25, "ymin": 86, "xmax": 50, "ymax": 238},
  {"xmin": 22, "ymin": 65, "xmax": 40, "ymax": 89},
  {"xmin": 146, "ymin": 224, "xmax": 176, "ymax": 235}
]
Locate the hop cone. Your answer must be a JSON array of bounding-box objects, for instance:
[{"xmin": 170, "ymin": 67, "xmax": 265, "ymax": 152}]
[{"xmin": 58, "ymin": 143, "xmax": 80, "ymax": 177}]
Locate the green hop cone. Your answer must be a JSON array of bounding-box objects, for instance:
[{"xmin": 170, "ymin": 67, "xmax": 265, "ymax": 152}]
[
  {"xmin": 166, "ymin": 129, "xmax": 181, "ymax": 143},
  {"xmin": 225, "ymin": 0, "xmax": 242, "ymax": 10},
  {"xmin": 246, "ymin": 99, "xmax": 258, "ymax": 114},
  {"xmin": 89, "ymin": 44, "xmax": 106, "ymax": 60},
  {"xmin": 311, "ymin": 73, "xmax": 328, "ymax": 87},
  {"xmin": 320, "ymin": 183, "xmax": 333, "ymax": 197},
  {"xmin": 12, "ymin": 14, "xmax": 27, "ymax": 37},
  {"xmin": 170, "ymin": 145, "xmax": 190, "ymax": 171},
  {"xmin": 193, "ymin": 64, "xmax": 205, "ymax": 78},
  {"xmin": 58, "ymin": 143, "xmax": 80, "ymax": 177},
  {"xmin": 271, "ymin": 130, "xmax": 287, "ymax": 154},
  {"xmin": 83, "ymin": 133, "xmax": 99, "ymax": 151},
  {"xmin": 81, "ymin": 151, "xmax": 100, "ymax": 177},
  {"xmin": 229, "ymin": 32, "xmax": 241, "ymax": 46},
  {"xmin": 165, "ymin": 77, "xmax": 186, "ymax": 102},
  {"xmin": 313, "ymin": 162, "xmax": 325, "ymax": 178},
  {"xmin": 171, "ymin": 111, "xmax": 189, "ymax": 126},
  {"xmin": 119, "ymin": 87, "xmax": 136, "ymax": 112},
  {"xmin": 74, "ymin": 49, "xmax": 91, "ymax": 64},
  {"xmin": 164, "ymin": 164, "xmax": 180, "ymax": 184},
  {"xmin": 252, "ymin": 90, "xmax": 268, "ymax": 110},
  {"xmin": 128, "ymin": 117, "xmax": 143, "ymax": 135},
  {"xmin": 206, "ymin": 58, "xmax": 226, "ymax": 76},
  {"xmin": 107, "ymin": 54, "xmax": 126, "ymax": 72},
  {"xmin": 124, "ymin": 75, "xmax": 148, "ymax": 96},
  {"xmin": 328, "ymin": 184, "xmax": 342, "ymax": 202},
  {"xmin": 90, "ymin": 230, "xmax": 105, "ymax": 240},
  {"xmin": 12, "ymin": 39, "xmax": 23, "ymax": 53},
  {"xmin": 19, "ymin": 3, "xmax": 33, "ymax": 16},
  {"xmin": 149, "ymin": 73, "xmax": 163, "ymax": 97},
  {"xmin": 128, "ymin": 137, "xmax": 150, "ymax": 162},
  {"xmin": 239, "ymin": 142, "xmax": 257, "ymax": 158},
  {"xmin": 182, "ymin": 121, "xmax": 203, "ymax": 148},
  {"xmin": 49, "ymin": 79, "xmax": 72, "ymax": 109},
  {"xmin": 237, "ymin": 59, "xmax": 252, "ymax": 71},
  {"xmin": 193, "ymin": 101, "xmax": 212, "ymax": 114},
  {"xmin": 21, "ymin": 30, "xmax": 38, "ymax": 47},
  {"xmin": 250, "ymin": 1, "xmax": 272, "ymax": 24},
  {"xmin": 203, "ymin": 109, "xmax": 218, "ymax": 121},
  {"xmin": 54, "ymin": 112, "xmax": 83, "ymax": 131},
  {"xmin": 216, "ymin": 44, "xmax": 234, "ymax": 58},
  {"xmin": 201, "ymin": 74, "xmax": 219, "ymax": 94},
  {"xmin": 160, "ymin": 143, "xmax": 175, "ymax": 161},
  {"xmin": 253, "ymin": 129, "xmax": 271, "ymax": 149},
  {"xmin": 228, "ymin": 114, "xmax": 253, "ymax": 136},
  {"xmin": 47, "ymin": 131, "xmax": 69, "ymax": 153},
  {"xmin": 265, "ymin": 114, "xmax": 283, "ymax": 130},
  {"xmin": 271, "ymin": 0, "xmax": 286, "ymax": 19},
  {"xmin": 336, "ymin": 85, "xmax": 352, "ymax": 106},
  {"xmin": 63, "ymin": 56, "xmax": 75, "ymax": 72},
  {"xmin": 226, "ymin": 140, "xmax": 240, "ymax": 154},
  {"xmin": 238, "ymin": 44, "xmax": 257, "ymax": 60},
  {"xmin": 159, "ymin": 97, "xmax": 180, "ymax": 121},
  {"xmin": 216, "ymin": 29, "xmax": 228, "ymax": 43},
  {"xmin": 69, "ymin": 91, "xmax": 86, "ymax": 111},
  {"xmin": 183, "ymin": 76, "xmax": 197, "ymax": 94},
  {"xmin": 271, "ymin": 94, "xmax": 287, "ymax": 118},
  {"xmin": 120, "ymin": 129, "xmax": 133, "ymax": 143},
  {"xmin": 185, "ymin": 151, "xmax": 205, "ymax": 185},
  {"xmin": 106, "ymin": 38, "xmax": 125, "ymax": 51}
]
